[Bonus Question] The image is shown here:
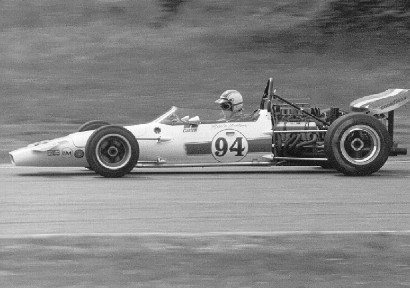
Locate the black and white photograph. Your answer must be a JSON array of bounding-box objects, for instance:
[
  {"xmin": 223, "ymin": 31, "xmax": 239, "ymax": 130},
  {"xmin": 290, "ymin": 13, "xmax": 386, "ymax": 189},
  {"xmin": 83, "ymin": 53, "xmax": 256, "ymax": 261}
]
[{"xmin": 1, "ymin": 0, "xmax": 410, "ymax": 287}]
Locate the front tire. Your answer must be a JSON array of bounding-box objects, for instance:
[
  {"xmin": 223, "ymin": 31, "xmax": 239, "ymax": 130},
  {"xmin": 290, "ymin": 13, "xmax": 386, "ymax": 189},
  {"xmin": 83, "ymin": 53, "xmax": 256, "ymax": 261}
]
[
  {"xmin": 85, "ymin": 125, "xmax": 139, "ymax": 178},
  {"xmin": 324, "ymin": 113, "xmax": 391, "ymax": 176}
]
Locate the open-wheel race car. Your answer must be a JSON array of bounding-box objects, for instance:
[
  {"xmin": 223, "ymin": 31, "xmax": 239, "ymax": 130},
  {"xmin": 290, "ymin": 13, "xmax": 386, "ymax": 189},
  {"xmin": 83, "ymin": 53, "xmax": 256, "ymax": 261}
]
[{"xmin": 10, "ymin": 78, "xmax": 408, "ymax": 177}]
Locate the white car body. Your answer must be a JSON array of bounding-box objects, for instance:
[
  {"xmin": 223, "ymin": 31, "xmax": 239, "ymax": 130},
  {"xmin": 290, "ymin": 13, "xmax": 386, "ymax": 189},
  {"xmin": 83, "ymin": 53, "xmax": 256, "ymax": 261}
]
[{"xmin": 10, "ymin": 107, "xmax": 275, "ymax": 168}]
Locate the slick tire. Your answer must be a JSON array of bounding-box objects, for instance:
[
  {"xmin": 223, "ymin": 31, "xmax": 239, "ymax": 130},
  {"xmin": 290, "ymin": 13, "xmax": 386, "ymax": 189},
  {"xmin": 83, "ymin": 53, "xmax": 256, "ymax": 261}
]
[
  {"xmin": 85, "ymin": 125, "xmax": 139, "ymax": 178},
  {"xmin": 80, "ymin": 120, "xmax": 112, "ymax": 170},
  {"xmin": 324, "ymin": 113, "xmax": 391, "ymax": 176},
  {"xmin": 78, "ymin": 120, "xmax": 111, "ymax": 132}
]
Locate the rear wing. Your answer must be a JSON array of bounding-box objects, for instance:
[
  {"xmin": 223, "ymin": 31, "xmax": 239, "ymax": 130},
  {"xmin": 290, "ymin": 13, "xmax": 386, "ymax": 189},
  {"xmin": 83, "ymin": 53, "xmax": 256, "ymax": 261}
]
[
  {"xmin": 350, "ymin": 89, "xmax": 409, "ymax": 114},
  {"xmin": 351, "ymin": 89, "xmax": 409, "ymax": 156}
]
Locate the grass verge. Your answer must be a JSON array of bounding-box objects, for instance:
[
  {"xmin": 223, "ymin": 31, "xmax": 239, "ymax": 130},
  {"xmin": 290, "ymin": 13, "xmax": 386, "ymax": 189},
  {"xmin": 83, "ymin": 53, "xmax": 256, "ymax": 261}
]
[{"xmin": 1, "ymin": 233, "xmax": 410, "ymax": 287}]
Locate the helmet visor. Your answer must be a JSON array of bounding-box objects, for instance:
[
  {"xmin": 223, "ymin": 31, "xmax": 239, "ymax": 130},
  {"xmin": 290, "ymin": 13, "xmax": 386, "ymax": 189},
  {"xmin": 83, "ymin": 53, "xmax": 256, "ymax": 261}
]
[{"xmin": 220, "ymin": 102, "xmax": 233, "ymax": 111}]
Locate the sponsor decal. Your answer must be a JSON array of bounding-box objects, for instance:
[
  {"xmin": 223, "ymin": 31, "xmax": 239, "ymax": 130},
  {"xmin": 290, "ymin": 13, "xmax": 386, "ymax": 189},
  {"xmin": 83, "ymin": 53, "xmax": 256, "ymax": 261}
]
[
  {"xmin": 183, "ymin": 127, "xmax": 198, "ymax": 133},
  {"xmin": 211, "ymin": 123, "xmax": 247, "ymax": 129},
  {"xmin": 379, "ymin": 96, "xmax": 408, "ymax": 110},
  {"xmin": 74, "ymin": 149, "xmax": 85, "ymax": 159},
  {"xmin": 47, "ymin": 150, "xmax": 60, "ymax": 156},
  {"xmin": 61, "ymin": 148, "xmax": 73, "ymax": 158}
]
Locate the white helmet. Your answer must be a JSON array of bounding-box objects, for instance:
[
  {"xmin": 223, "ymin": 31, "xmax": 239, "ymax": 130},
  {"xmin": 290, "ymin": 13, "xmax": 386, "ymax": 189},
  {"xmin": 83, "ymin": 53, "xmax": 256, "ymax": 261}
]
[{"xmin": 215, "ymin": 90, "xmax": 243, "ymax": 112}]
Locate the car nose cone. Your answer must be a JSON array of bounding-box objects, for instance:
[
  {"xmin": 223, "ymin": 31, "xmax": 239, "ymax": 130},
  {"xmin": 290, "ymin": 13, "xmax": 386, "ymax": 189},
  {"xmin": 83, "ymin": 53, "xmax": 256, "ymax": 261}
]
[
  {"xmin": 9, "ymin": 146, "xmax": 39, "ymax": 166},
  {"xmin": 9, "ymin": 138, "xmax": 88, "ymax": 167}
]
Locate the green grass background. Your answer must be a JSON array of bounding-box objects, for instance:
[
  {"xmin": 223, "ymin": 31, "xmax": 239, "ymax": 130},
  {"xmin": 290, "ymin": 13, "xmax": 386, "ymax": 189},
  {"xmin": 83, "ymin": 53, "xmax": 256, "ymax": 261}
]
[{"xmin": 0, "ymin": 0, "xmax": 409, "ymax": 161}]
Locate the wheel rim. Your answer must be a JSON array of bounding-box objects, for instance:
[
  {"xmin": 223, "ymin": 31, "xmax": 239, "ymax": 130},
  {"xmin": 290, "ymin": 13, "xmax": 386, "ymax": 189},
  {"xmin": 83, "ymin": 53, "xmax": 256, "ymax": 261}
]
[
  {"xmin": 340, "ymin": 125, "xmax": 381, "ymax": 165},
  {"xmin": 95, "ymin": 134, "xmax": 132, "ymax": 169}
]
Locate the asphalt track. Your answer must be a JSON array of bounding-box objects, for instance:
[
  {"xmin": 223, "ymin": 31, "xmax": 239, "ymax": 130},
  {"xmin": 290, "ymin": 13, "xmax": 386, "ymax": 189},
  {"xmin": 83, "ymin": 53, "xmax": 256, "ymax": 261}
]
[{"xmin": 1, "ymin": 160, "xmax": 410, "ymax": 237}]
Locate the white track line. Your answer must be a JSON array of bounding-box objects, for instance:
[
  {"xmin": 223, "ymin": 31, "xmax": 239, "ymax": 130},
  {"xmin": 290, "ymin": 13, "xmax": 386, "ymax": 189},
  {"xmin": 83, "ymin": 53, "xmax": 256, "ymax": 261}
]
[{"xmin": 2, "ymin": 231, "xmax": 410, "ymax": 239}]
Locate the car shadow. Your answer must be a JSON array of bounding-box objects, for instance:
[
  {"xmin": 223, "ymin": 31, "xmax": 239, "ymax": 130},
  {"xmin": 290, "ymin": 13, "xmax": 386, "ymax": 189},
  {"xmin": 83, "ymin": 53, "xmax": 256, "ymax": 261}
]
[
  {"xmin": 16, "ymin": 167, "xmax": 337, "ymax": 178},
  {"xmin": 15, "ymin": 166, "xmax": 410, "ymax": 178},
  {"xmin": 17, "ymin": 171, "xmax": 95, "ymax": 178}
]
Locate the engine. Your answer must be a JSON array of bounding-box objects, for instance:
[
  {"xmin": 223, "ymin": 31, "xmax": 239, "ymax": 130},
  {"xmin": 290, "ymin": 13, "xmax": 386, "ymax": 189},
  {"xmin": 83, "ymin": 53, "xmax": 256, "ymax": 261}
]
[{"xmin": 272, "ymin": 103, "xmax": 326, "ymax": 158}]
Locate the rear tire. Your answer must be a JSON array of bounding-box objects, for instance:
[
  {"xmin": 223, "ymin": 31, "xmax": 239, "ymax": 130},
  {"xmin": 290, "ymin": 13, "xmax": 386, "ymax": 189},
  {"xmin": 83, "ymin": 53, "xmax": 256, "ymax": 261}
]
[
  {"xmin": 324, "ymin": 113, "xmax": 391, "ymax": 176},
  {"xmin": 85, "ymin": 126, "xmax": 139, "ymax": 178},
  {"xmin": 79, "ymin": 120, "xmax": 111, "ymax": 132}
]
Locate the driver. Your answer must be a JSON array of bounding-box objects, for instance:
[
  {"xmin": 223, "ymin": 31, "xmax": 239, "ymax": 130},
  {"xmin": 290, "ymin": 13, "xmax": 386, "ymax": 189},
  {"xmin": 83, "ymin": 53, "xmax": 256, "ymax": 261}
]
[{"xmin": 215, "ymin": 90, "xmax": 244, "ymax": 121}]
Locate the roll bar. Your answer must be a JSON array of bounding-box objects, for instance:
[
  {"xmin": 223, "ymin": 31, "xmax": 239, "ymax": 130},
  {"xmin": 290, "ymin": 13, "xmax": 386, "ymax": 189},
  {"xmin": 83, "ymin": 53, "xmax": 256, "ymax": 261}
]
[{"xmin": 261, "ymin": 78, "xmax": 330, "ymax": 126}]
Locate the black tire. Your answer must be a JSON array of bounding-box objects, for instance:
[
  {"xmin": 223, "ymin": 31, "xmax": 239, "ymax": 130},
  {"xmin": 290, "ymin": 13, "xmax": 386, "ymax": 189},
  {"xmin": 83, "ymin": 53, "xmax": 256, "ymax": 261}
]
[
  {"xmin": 85, "ymin": 125, "xmax": 139, "ymax": 178},
  {"xmin": 79, "ymin": 120, "xmax": 111, "ymax": 132},
  {"xmin": 80, "ymin": 120, "xmax": 111, "ymax": 171},
  {"xmin": 324, "ymin": 113, "xmax": 391, "ymax": 176}
]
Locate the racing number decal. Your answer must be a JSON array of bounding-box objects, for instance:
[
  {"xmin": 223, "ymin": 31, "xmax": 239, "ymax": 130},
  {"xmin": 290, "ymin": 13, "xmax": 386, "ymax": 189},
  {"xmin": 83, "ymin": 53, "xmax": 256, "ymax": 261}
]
[
  {"xmin": 214, "ymin": 137, "xmax": 244, "ymax": 157},
  {"xmin": 211, "ymin": 130, "xmax": 248, "ymax": 162}
]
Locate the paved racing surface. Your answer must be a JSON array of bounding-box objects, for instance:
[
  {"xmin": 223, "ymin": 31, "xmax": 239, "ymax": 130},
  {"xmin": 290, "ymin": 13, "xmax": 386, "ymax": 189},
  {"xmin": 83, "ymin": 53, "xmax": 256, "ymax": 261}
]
[{"xmin": 1, "ymin": 160, "xmax": 410, "ymax": 236}]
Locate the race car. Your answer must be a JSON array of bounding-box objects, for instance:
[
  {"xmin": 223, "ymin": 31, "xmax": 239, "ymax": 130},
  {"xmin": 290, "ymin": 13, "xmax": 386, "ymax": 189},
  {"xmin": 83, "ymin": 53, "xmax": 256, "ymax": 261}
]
[{"xmin": 9, "ymin": 78, "xmax": 408, "ymax": 177}]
